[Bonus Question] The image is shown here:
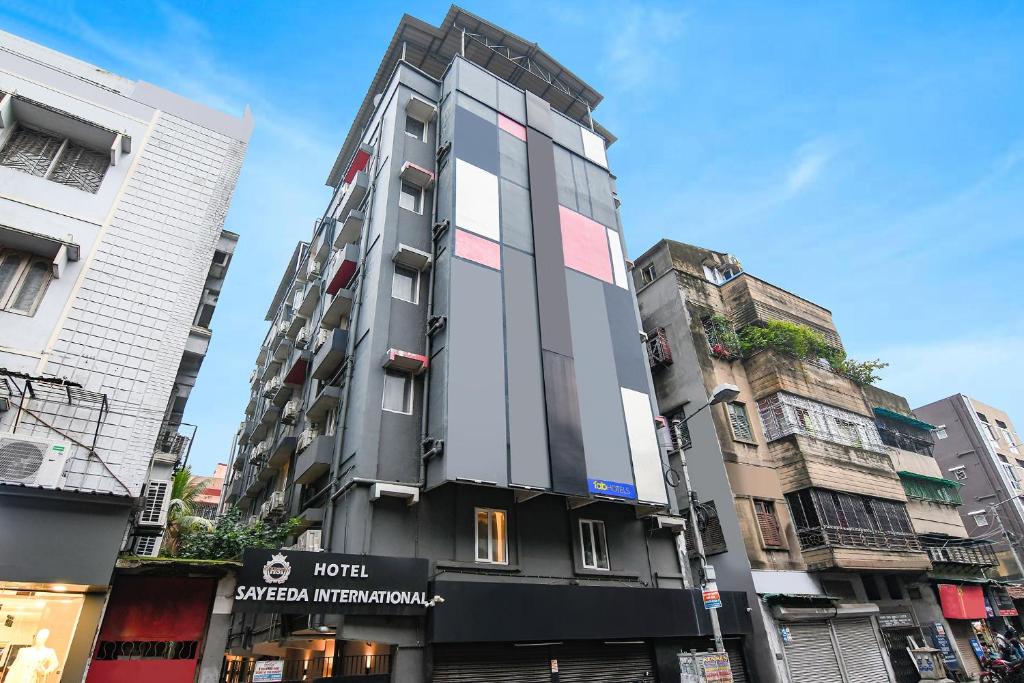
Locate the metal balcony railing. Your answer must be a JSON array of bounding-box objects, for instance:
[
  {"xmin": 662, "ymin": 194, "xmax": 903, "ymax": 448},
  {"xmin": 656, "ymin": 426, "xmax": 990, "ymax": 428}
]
[
  {"xmin": 795, "ymin": 525, "xmax": 923, "ymax": 553},
  {"xmin": 155, "ymin": 430, "xmax": 190, "ymax": 456},
  {"xmin": 222, "ymin": 654, "xmax": 391, "ymax": 683},
  {"xmin": 645, "ymin": 327, "xmax": 673, "ymax": 368},
  {"xmin": 925, "ymin": 544, "xmax": 999, "ymax": 567},
  {"xmin": 877, "ymin": 425, "xmax": 934, "ymax": 456}
]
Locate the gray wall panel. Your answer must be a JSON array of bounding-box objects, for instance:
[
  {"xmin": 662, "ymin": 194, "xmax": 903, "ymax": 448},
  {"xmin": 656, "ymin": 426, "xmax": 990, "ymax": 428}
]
[
  {"xmin": 604, "ymin": 283, "xmax": 651, "ymax": 393},
  {"xmin": 445, "ymin": 258, "xmax": 509, "ymax": 486},
  {"xmin": 542, "ymin": 350, "xmax": 588, "ymax": 495},
  {"xmin": 454, "ymin": 106, "xmax": 499, "ymax": 175},
  {"xmin": 497, "ymin": 81, "xmax": 526, "ymax": 123},
  {"xmin": 503, "ymin": 247, "xmax": 550, "ymax": 489},
  {"xmin": 566, "ymin": 271, "xmax": 635, "ymax": 487},
  {"xmin": 524, "ymin": 91, "xmax": 553, "ymax": 137},
  {"xmin": 498, "ymin": 130, "xmax": 530, "ymax": 188},
  {"xmin": 455, "ymin": 59, "xmax": 498, "ymax": 108},
  {"xmin": 499, "ymin": 178, "xmax": 533, "ymax": 253},
  {"xmin": 550, "ymin": 111, "xmax": 584, "ymax": 156},
  {"xmin": 585, "ymin": 161, "xmax": 617, "ymax": 229}
]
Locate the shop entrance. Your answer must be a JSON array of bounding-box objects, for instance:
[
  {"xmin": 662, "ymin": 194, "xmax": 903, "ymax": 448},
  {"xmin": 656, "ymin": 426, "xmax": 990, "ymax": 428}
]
[
  {"xmin": 0, "ymin": 587, "xmax": 85, "ymax": 683},
  {"xmin": 880, "ymin": 627, "xmax": 923, "ymax": 683},
  {"xmin": 432, "ymin": 641, "xmax": 657, "ymax": 682}
]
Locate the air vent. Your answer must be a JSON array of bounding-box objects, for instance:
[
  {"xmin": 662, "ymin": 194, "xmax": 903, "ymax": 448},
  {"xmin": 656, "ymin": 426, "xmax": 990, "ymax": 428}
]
[{"xmin": 0, "ymin": 433, "xmax": 70, "ymax": 487}]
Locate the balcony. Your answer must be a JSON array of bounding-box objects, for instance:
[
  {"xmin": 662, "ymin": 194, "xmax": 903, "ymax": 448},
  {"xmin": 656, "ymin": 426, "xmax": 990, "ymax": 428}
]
[
  {"xmin": 746, "ymin": 349, "xmax": 870, "ymax": 417},
  {"xmin": 336, "ymin": 170, "xmax": 369, "ymax": 224},
  {"xmin": 320, "ymin": 286, "xmax": 354, "ymax": 329},
  {"xmin": 184, "ymin": 325, "xmax": 212, "ymax": 358},
  {"xmin": 286, "ymin": 310, "xmax": 306, "ymax": 340},
  {"xmin": 878, "ymin": 425, "xmax": 934, "ymax": 457},
  {"xmin": 268, "ymin": 435, "xmax": 297, "ymax": 469},
  {"xmin": 154, "ymin": 429, "xmax": 191, "ymax": 460},
  {"xmin": 924, "ymin": 542, "xmax": 998, "ymax": 569},
  {"xmin": 260, "ymin": 358, "xmax": 282, "ymax": 383},
  {"xmin": 294, "ymin": 435, "xmax": 334, "ymax": 485},
  {"xmin": 307, "ymin": 385, "xmax": 341, "ymax": 422},
  {"xmin": 272, "ymin": 336, "xmax": 294, "ymax": 363},
  {"xmin": 334, "ymin": 209, "xmax": 364, "ymax": 248},
  {"xmin": 283, "ymin": 349, "xmax": 312, "ymax": 387},
  {"xmin": 252, "ymin": 405, "xmax": 280, "ymax": 443},
  {"xmin": 297, "ymin": 279, "xmax": 321, "ymax": 319},
  {"xmin": 311, "ymin": 329, "xmax": 349, "ymax": 381},
  {"xmin": 721, "ymin": 274, "xmax": 842, "ymax": 350},
  {"xmin": 326, "ymin": 243, "xmax": 359, "ymax": 295}
]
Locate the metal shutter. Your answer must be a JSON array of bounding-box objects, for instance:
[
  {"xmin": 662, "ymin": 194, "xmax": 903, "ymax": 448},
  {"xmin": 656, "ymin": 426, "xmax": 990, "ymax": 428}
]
[
  {"xmin": 834, "ymin": 617, "xmax": 892, "ymax": 683},
  {"xmin": 432, "ymin": 645, "xmax": 550, "ymax": 683},
  {"xmin": 555, "ymin": 642, "xmax": 656, "ymax": 683},
  {"xmin": 784, "ymin": 621, "xmax": 844, "ymax": 682},
  {"xmin": 725, "ymin": 639, "xmax": 749, "ymax": 683},
  {"xmin": 948, "ymin": 619, "xmax": 981, "ymax": 679}
]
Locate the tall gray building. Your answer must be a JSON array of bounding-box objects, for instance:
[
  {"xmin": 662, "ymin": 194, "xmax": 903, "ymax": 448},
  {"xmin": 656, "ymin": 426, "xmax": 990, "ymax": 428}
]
[
  {"xmin": 222, "ymin": 7, "xmax": 752, "ymax": 682},
  {"xmin": 0, "ymin": 30, "xmax": 249, "ymax": 683}
]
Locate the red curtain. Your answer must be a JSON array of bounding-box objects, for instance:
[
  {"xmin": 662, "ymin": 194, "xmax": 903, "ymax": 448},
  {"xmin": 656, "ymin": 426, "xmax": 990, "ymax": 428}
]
[{"xmin": 939, "ymin": 583, "xmax": 986, "ymax": 620}]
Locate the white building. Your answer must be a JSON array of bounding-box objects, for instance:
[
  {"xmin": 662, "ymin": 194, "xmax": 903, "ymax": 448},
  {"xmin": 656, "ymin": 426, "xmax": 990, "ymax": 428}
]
[{"xmin": 0, "ymin": 30, "xmax": 250, "ymax": 683}]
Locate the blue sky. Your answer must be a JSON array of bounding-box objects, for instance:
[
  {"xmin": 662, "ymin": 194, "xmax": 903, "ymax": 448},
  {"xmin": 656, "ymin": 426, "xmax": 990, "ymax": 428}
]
[{"xmin": 2, "ymin": 1, "xmax": 1022, "ymax": 473}]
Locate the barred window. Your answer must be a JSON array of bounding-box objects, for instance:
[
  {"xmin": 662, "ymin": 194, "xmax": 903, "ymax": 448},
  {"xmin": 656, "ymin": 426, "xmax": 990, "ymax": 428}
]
[
  {"xmin": 684, "ymin": 500, "xmax": 727, "ymax": 556},
  {"xmin": 784, "ymin": 488, "xmax": 919, "ymax": 552},
  {"xmin": 757, "ymin": 392, "xmax": 886, "ymax": 453},
  {"xmin": 0, "ymin": 124, "xmax": 109, "ymax": 193},
  {"xmin": 665, "ymin": 407, "xmax": 692, "ymax": 451},
  {"xmin": 0, "ymin": 248, "xmax": 52, "ymax": 315}
]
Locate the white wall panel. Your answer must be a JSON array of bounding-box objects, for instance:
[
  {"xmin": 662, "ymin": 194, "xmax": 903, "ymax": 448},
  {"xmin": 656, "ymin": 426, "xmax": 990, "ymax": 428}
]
[
  {"xmin": 620, "ymin": 387, "xmax": 668, "ymax": 504},
  {"xmin": 455, "ymin": 158, "xmax": 500, "ymax": 241},
  {"xmin": 581, "ymin": 128, "xmax": 608, "ymax": 168},
  {"xmin": 607, "ymin": 228, "xmax": 628, "ymax": 289}
]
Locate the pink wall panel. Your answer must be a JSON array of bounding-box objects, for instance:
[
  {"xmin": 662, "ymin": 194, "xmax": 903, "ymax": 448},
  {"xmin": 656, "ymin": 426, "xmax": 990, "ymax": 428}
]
[
  {"xmin": 558, "ymin": 205, "xmax": 612, "ymax": 283},
  {"xmin": 455, "ymin": 229, "xmax": 502, "ymax": 270},
  {"xmin": 498, "ymin": 114, "xmax": 527, "ymax": 141}
]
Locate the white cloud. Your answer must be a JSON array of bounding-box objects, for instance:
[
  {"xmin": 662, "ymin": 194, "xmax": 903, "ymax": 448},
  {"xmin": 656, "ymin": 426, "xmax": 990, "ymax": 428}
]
[
  {"xmin": 785, "ymin": 143, "xmax": 833, "ymax": 195},
  {"xmin": 604, "ymin": 5, "xmax": 688, "ymax": 94}
]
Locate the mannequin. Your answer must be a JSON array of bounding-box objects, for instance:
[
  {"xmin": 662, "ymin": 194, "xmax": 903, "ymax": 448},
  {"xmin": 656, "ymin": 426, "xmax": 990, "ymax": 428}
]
[{"xmin": 4, "ymin": 628, "xmax": 59, "ymax": 683}]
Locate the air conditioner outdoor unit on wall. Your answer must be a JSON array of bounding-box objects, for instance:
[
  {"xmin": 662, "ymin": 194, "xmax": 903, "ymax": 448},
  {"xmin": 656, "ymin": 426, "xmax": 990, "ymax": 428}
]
[
  {"xmin": 297, "ymin": 529, "xmax": 322, "ymax": 552},
  {"xmin": 0, "ymin": 433, "xmax": 70, "ymax": 488},
  {"xmin": 133, "ymin": 534, "xmax": 162, "ymax": 558}
]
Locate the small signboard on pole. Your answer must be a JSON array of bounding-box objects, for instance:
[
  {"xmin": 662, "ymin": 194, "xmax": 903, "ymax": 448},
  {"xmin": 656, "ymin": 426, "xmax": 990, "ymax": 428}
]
[
  {"xmin": 702, "ymin": 588, "xmax": 723, "ymax": 610},
  {"xmin": 252, "ymin": 660, "xmax": 284, "ymax": 682}
]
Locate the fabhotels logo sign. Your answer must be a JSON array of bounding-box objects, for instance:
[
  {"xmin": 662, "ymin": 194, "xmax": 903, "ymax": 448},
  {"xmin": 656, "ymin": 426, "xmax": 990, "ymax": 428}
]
[
  {"xmin": 262, "ymin": 553, "xmax": 292, "ymax": 585},
  {"xmin": 587, "ymin": 478, "xmax": 637, "ymax": 500}
]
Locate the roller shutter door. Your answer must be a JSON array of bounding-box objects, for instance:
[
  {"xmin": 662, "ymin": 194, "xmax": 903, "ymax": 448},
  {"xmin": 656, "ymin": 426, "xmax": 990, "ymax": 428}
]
[
  {"xmin": 834, "ymin": 617, "xmax": 891, "ymax": 683},
  {"xmin": 725, "ymin": 638, "xmax": 749, "ymax": 683},
  {"xmin": 555, "ymin": 642, "xmax": 656, "ymax": 683},
  {"xmin": 947, "ymin": 619, "xmax": 981, "ymax": 679},
  {"xmin": 432, "ymin": 644, "xmax": 550, "ymax": 683},
  {"xmin": 783, "ymin": 621, "xmax": 844, "ymax": 682}
]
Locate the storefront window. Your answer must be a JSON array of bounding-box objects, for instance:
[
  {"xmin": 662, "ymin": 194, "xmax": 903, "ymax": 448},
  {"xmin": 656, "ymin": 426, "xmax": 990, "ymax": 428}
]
[{"xmin": 0, "ymin": 588, "xmax": 84, "ymax": 683}]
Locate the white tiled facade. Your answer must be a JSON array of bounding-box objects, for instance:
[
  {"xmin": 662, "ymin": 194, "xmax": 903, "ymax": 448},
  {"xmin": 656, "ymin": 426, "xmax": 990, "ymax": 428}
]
[{"xmin": 0, "ymin": 32, "xmax": 251, "ymax": 496}]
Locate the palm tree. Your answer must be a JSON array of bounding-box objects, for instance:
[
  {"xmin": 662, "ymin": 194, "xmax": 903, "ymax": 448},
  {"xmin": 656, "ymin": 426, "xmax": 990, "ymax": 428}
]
[{"xmin": 162, "ymin": 467, "xmax": 213, "ymax": 556}]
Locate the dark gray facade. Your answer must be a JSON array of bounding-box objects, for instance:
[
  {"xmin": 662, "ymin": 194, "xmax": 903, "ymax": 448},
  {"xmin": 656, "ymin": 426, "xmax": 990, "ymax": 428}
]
[{"xmin": 222, "ymin": 7, "xmax": 751, "ymax": 683}]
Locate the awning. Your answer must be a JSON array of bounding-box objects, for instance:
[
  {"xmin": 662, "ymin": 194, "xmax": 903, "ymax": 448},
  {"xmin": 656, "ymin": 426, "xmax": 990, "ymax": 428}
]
[
  {"xmin": 1006, "ymin": 585, "xmax": 1024, "ymax": 600},
  {"xmin": 0, "ymin": 223, "xmax": 80, "ymax": 277},
  {"xmin": 898, "ymin": 470, "xmax": 962, "ymax": 488},
  {"xmin": 873, "ymin": 406, "xmax": 936, "ymax": 431},
  {"xmin": 939, "ymin": 584, "xmax": 986, "ymax": 620},
  {"xmin": 762, "ymin": 593, "xmax": 840, "ymax": 605}
]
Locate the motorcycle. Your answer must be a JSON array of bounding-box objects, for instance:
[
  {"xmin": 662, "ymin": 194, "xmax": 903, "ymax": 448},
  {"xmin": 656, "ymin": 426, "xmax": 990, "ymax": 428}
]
[{"xmin": 980, "ymin": 654, "xmax": 1024, "ymax": 682}]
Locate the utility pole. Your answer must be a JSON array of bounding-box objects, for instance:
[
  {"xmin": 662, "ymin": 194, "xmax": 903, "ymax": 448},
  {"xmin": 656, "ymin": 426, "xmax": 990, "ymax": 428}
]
[
  {"xmin": 673, "ymin": 419, "xmax": 726, "ymax": 654},
  {"xmin": 989, "ymin": 502, "xmax": 1024, "ymax": 578}
]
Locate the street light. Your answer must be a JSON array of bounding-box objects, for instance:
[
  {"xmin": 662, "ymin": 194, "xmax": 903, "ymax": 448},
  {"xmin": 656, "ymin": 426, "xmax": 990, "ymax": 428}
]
[{"xmin": 670, "ymin": 383, "xmax": 738, "ymax": 655}]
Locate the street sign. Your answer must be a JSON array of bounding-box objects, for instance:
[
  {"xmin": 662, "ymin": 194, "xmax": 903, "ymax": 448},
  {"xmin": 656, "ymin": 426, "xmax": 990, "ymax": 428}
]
[
  {"xmin": 701, "ymin": 652, "xmax": 733, "ymax": 682},
  {"xmin": 678, "ymin": 651, "xmax": 733, "ymax": 683},
  {"xmin": 252, "ymin": 660, "xmax": 284, "ymax": 682},
  {"xmin": 702, "ymin": 588, "xmax": 722, "ymax": 610}
]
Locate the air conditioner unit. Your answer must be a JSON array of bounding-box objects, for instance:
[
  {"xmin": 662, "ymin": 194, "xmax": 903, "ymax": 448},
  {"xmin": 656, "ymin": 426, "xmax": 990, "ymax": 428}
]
[
  {"xmin": 295, "ymin": 325, "xmax": 310, "ymax": 349},
  {"xmin": 0, "ymin": 433, "xmax": 71, "ymax": 488},
  {"xmin": 259, "ymin": 501, "xmax": 271, "ymax": 519},
  {"xmin": 297, "ymin": 529, "xmax": 322, "ymax": 552},
  {"xmin": 314, "ymin": 327, "xmax": 330, "ymax": 351},
  {"xmin": 133, "ymin": 534, "xmax": 162, "ymax": 558},
  {"xmin": 268, "ymin": 490, "xmax": 286, "ymax": 510},
  {"xmin": 308, "ymin": 258, "xmax": 322, "ymax": 279},
  {"xmin": 263, "ymin": 375, "xmax": 282, "ymax": 397},
  {"xmin": 282, "ymin": 400, "xmax": 300, "ymax": 425},
  {"xmin": 138, "ymin": 479, "xmax": 171, "ymax": 527},
  {"xmin": 297, "ymin": 428, "xmax": 318, "ymax": 453}
]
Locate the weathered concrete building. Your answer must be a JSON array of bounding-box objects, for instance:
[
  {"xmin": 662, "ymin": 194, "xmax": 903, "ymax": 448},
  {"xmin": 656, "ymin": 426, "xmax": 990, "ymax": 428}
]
[
  {"xmin": 221, "ymin": 7, "xmax": 752, "ymax": 683},
  {"xmin": 633, "ymin": 240, "xmax": 995, "ymax": 682},
  {"xmin": 0, "ymin": 29, "xmax": 249, "ymax": 683}
]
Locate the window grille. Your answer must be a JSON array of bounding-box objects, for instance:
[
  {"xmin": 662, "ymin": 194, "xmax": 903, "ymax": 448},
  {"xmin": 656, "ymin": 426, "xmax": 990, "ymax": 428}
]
[
  {"xmin": 701, "ymin": 315, "xmax": 740, "ymax": 360},
  {"xmin": 646, "ymin": 327, "xmax": 673, "ymax": 368},
  {"xmin": 757, "ymin": 392, "xmax": 886, "ymax": 453},
  {"xmin": 754, "ymin": 500, "xmax": 784, "ymax": 547},
  {"xmin": 665, "ymin": 408, "xmax": 692, "ymax": 451},
  {"xmin": 784, "ymin": 488, "xmax": 920, "ymax": 552},
  {"xmin": 899, "ymin": 475, "xmax": 962, "ymax": 505},
  {"xmin": 727, "ymin": 403, "xmax": 754, "ymax": 441},
  {"xmin": 683, "ymin": 500, "xmax": 727, "ymax": 557},
  {"xmin": 0, "ymin": 125, "xmax": 109, "ymax": 192}
]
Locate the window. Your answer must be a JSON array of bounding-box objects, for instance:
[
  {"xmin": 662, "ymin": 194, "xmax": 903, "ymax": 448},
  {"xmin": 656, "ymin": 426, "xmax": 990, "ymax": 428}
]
[
  {"xmin": 949, "ymin": 466, "xmax": 967, "ymax": 481},
  {"xmin": 702, "ymin": 265, "xmax": 739, "ymax": 285},
  {"xmin": 474, "ymin": 508, "xmax": 507, "ymax": 564},
  {"xmin": 754, "ymin": 500, "xmax": 784, "ymax": 548},
  {"xmin": 934, "ymin": 428, "xmax": 948, "ymax": 440},
  {"xmin": 863, "ymin": 575, "xmax": 882, "ymax": 601},
  {"xmin": 683, "ymin": 500, "xmax": 727, "ymax": 556},
  {"xmin": 382, "ymin": 370, "xmax": 413, "ymax": 414},
  {"xmin": 727, "ymin": 402, "xmax": 754, "ymax": 442},
  {"xmin": 399, "ymin": 180, "xmax": 422, "ymax": 213},
  {"xmin": 0, "ymin": 124, "xmax": 109, "ymax": 192},
  {"xmin": 392, "ymin": 264, "xmax": 419, "ymax": 304},
  {"xmin": 579, "ymin": 519, "xmax": 609, "ymax": 570},
  {"xmin": 405, "ymin": 115, "xmax": 426, "ymax": 141},
  {"xmin": 665, "ymin": 408, "xmax": 692, "ymax": 451},
  {"xmin": 0, "ymin": 248, "xmax": 52, "ymax": 315},
  {"xmin": 883, "ymin": 575, "xmax": 903, "ymax": 600},
  {"xmin": 640, "ymin": 263, "xmax": 656, "ymax": 285},
  {"xmin": 969, "ymin": 511, "xmax": 989, "ymax": 527}
]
